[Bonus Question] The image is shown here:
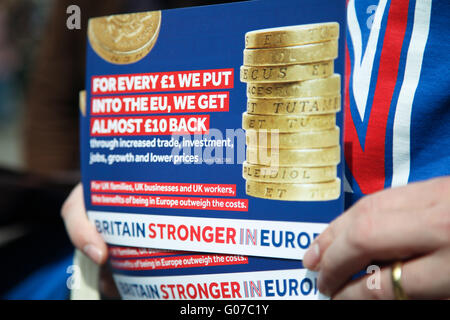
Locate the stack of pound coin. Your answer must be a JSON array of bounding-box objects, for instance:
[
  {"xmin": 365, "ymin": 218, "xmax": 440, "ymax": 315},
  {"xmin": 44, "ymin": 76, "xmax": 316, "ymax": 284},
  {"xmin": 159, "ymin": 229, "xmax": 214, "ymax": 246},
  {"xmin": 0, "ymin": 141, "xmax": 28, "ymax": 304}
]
[{"xmin": 240, "ymin": 22, "xmax": 341, "ymax": 201}]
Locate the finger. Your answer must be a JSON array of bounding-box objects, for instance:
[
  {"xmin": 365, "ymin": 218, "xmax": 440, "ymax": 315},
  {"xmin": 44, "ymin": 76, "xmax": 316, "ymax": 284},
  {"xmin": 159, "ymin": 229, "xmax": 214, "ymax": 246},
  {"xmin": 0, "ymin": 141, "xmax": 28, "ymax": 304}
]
[
  {"xmin": 61, "ymin": 183, "xmax": 108, "ymax": 264},
  {"xmin": 333, "ymin": 263, "xmax": 395, "ymax": 300},
  {"xmin": 333, "ymin": 247, "xmax": 450, "ymax": 300},
  {"xmin": 303, "ymin": 214, "xmax": 346, "ymax": 270},
  {"xmin": 303, "ymin": 176, "xmax": 450, "ymax": 271},
  {"xmin": 304, "ymin": 186, "xmax": 419, "ymax": 271},
  {"xmin": 317, "ymin": 204, "xmax": 449, "ymax": 297}
]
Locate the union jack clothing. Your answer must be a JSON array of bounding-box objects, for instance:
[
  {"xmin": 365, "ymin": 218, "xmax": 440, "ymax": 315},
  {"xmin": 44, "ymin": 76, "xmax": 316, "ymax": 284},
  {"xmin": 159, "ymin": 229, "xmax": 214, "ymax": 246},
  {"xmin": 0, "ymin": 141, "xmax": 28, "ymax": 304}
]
[{"xmin": 344, "ymin": 0, "xmax": 450, "ymax": 208}]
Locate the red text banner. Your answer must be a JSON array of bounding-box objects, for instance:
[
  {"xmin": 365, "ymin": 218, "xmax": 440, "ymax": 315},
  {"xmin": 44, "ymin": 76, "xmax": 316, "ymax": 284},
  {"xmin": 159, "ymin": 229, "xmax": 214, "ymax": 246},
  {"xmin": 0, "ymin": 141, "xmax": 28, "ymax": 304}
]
[
  {"xmin": 108, "ymin": 247, "xmax": 186, "ymax": 259},
  {"xmin": 91, "ymin": 194, "xmax": 248, "ymax": 212},
  {"xmin": 91, "ymin": 92, "xmax": 229, "ymax": 115},
  {"xmin": 90, "ymin": 115, "xmax": 209, "ymax": 136},
  {"xmin": 91, "ymin": 69, "xmax": 234, "ymax": 95},
  {"xmin": 110, "ymin": 254, "xmax": 248, "ymax": 271},
  {"xmin": 91, "ymin": 181, "xmax": 237, "ymax": 197}
]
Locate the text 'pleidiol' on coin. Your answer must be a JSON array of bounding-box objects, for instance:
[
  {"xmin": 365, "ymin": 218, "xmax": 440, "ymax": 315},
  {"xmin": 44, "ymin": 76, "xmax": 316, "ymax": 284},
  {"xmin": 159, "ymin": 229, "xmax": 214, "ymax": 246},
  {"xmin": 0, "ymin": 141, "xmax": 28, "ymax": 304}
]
[
  {"xmin": 245, "ymin": 22, "xmax": 339, "ymax": 49},
  {"xmin": 246, "ymin": 145, "xmax": 341, "ymax": 167},
  {"xmin": 242, "ymin": 162, "xmax": 337, "ymax": 183},
  {"xmin": 246, "ymin": 178, "xmax": 341, "ymax": 201}
]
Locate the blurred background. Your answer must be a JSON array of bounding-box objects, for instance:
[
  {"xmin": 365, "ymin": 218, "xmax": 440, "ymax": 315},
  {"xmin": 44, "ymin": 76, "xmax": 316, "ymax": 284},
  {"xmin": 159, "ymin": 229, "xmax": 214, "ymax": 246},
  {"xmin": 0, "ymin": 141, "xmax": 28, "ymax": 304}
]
[
  {"xmin": 0, "ymin": 0, "xmax": 51, "ymax": 170},
  {"xmin": 0, "ymin": 0, "xmax": 243, "ymax": 300}
]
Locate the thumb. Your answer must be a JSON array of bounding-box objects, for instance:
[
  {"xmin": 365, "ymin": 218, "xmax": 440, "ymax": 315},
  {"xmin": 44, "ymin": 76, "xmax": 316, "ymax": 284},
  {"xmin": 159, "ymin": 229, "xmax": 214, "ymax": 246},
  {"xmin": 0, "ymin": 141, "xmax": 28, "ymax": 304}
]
[{"xmin": 61, "ymin": 183, "xmax": 108, "ymax": 264}]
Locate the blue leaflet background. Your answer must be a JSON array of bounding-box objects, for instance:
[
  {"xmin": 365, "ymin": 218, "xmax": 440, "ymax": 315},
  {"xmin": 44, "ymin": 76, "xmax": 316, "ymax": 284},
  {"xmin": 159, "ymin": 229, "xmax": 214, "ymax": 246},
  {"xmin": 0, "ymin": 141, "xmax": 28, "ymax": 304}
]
[
  {"xmin": 82, "ymin": 0, "xmax": 346, "ymax": 276},
  {"xmin": 82, "ymin": 0, "xmax": 346, "ymax": 226}
]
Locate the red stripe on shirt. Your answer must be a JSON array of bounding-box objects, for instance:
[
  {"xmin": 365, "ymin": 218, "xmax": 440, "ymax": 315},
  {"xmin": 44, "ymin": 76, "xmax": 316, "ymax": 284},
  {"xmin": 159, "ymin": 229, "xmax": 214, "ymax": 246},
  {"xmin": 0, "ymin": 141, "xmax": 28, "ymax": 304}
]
[{"xmin": 344, "ymin": 0, "xmax": 410, "ymax": 195}]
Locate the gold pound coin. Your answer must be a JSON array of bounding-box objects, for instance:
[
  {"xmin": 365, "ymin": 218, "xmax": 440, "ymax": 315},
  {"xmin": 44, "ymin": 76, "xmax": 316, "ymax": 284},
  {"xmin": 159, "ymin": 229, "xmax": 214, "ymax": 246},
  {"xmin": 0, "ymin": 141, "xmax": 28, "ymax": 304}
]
[
  {"xmin": 79, "ymin": 91, "xmax": 86, "ymax": 116},
  {"xmin": 240, "ymin": 61, "xmax": 334, "ymax": 83},
  {"xmin": 246, "ymin": 179, "xmax": 341, "ymax": 201},
  {"xmin": 246, "ymin": 126, "xmax": 340, "ymax": 149},
  {"xmin": 247, "ymin": 74, "xmax": 340, "ymax": 99},
  {"xmin": 247, "ymin": 95, "xmax": 341, "ymax": 115},
  {"xmin": 88, "ymin": 11, "xmax": 162, "ymax": 64},
  {"xmin": 243, "ymin": 162, "xmax": 336, "ymax": 183},
  {"xmin": 243, "ymin": 113, "xmax": 336, "ymax": 132},
  {"xmin": 246, "ymin": 145, "xmax": 340, "ymax": 167},
  {"xmin": 245, "ymin": 22, "xmax": 339, "ymax": 49},
  {"xmin": 243, "ymin": 40, "xmax": 338, "ymax": 66}
]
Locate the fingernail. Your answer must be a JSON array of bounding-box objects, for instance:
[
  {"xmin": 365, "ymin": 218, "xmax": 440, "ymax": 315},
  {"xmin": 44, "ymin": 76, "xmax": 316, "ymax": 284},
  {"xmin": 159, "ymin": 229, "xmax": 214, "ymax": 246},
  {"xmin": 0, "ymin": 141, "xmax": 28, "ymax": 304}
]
[
  {"xmin": 303, "ymin": 243, "xmax": 320, "ymax": 270},
  {"xmin": 83, "ymin": 244, "xmax": 103, "ymax": 264}
]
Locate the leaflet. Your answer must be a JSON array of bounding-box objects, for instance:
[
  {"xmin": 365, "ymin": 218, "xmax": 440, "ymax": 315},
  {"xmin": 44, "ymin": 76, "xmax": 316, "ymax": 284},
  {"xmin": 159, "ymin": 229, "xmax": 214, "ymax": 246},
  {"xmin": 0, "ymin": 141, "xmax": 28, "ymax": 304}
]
[
  {"xmin": 108, "ymin": 247, "xmax": 327, "ymax": 300},
  {"xmin": 81, "ymin": 0, "xmax": 346, "ymax": 260}
]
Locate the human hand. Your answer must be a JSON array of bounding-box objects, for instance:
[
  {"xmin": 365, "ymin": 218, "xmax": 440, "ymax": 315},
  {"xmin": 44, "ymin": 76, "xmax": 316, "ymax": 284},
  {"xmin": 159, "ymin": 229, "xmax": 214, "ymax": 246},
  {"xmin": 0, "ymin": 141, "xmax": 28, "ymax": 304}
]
[
  {"xmin": 303, "ymin": 176, "xmax": 450, "ymax": 299},
  {"xmin": 61, "ymin": 183, "xmax": 107, "ymax": 265},
  {"xmin": 61, "ymin": 183, "xmax": 119, "ymax": 298}
]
